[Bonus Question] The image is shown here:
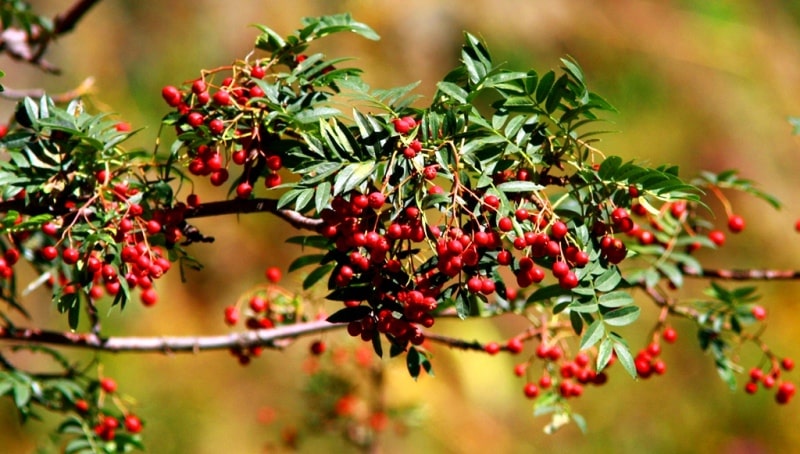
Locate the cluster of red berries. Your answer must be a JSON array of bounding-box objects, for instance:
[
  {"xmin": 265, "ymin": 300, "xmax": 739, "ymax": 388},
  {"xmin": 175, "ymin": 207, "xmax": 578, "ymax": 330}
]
[
  {"xmin": 72, "ymin": 378, "xmax": 143, "ymax": 442},
  {"xmin": 11, "ymin": 182, "xmax": 174, "ymax": 307},
  {"xmin": 505, "ymin": 341, "xmax": 610, "ymax": 401},
  {"xmin": 162, "ymin": 60, "xmax": 286, "ymax": 199},
  {"xmin": 225, "ymin": 266, "xmax": 285, "ymax": 365},
  {"xmin": 745, "ymin": 358, "xmax": 796, "ymax": 404},
  {"xmin": 634, "ymin": 342, "xmax": 667, "ymax": 379}
]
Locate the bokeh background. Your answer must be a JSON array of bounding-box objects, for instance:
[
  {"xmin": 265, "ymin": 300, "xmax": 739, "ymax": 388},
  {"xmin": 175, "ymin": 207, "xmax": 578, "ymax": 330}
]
[{"xmin": 2, "ymin": 0, "xmax": 800, "ymax": 452}]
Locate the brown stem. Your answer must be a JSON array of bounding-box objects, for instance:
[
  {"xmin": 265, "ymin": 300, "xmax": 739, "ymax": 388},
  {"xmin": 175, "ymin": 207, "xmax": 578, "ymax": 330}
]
[
  {"xmin": 683, "ymin": 267, "xmax": 800, "ymax": 280},
  {"xmin": 0, "ymin": 319, "xmax": 343, "ymax": 353},
  {"xmin": 0, "ymin": 77, "xmax": 95, "ymax": 102},
  {"xmin": 183, "ymin": 198, "xmax": 323, "ymax": 230},
  {"xmin": 0, "ymin": 0, "xmax": 101, "ymax": 73}
]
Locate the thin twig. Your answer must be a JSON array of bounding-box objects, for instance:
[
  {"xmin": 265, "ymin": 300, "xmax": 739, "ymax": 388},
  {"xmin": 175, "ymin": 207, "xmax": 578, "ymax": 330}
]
[{"xmin": 0, "ymin": 319, "xmax": 343, "ymax": 353}]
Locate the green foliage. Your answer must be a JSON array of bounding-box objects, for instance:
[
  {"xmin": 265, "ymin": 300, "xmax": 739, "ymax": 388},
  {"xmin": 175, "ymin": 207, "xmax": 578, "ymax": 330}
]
[{"xmin": 0, "ymin": 11, "xmax": 792, "ymax": 448}]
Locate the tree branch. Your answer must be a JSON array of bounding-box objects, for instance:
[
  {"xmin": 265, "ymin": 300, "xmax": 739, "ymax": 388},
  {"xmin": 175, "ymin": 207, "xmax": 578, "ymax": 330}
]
[
  {"xmin": 0, "ymin": 77, "xmax": 95, "ymax": 102},
  {"xmin": 183, "ymin": 198, "xmax": 323, "ymax": 229},
  {"xmin": 0, "ymin": 0, "xmax": 101, "ymax": 73},
  {"xmin": 683, "ymin": 267, "xmax": 800, "ymax": 280},
  {"xmin": 0, "ymin": 319, "xmax": 343, "ymax": 353}
]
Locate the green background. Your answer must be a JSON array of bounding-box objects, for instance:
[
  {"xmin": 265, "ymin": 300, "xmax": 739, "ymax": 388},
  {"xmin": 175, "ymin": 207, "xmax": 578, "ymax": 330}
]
[{"xmin": 2, "ymin": 0, "xmax": 800, "ymax": 452}]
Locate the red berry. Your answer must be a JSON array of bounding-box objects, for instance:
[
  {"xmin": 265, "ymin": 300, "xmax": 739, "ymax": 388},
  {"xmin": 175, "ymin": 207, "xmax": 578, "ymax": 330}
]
[
  {"xmin": 752, "ymin": 305, "xmax": 767, "ymax": 321},
  {"xmin": 367, "ymin": 192, "xmax": 386, "ymax": 209},
  {"xmin": 224, "ymin": 306, "xmax": 240, "ymax": 325},
  {"xmin": 506, "ymin": 338, "xmax": 524, "ymax": 354},
  {"xmin": 62, "ymin": 247, "xmax": 80, "ymax": 265},
  {"xmin": 208, "ymin": 118, "xmax": 224, "ymax": 135},
  {"xmin": 484, "ymin": 342, "xmax": 501, "ymax": 355},
  {"xmin": 558, "ymin": 271, "xmax": 579, "ymax": 289},
  {"xmin": 550, "ymin": 221, "xmax": 568, "ymax": 239},
  {"xmin": 728, "ymin": 214, "xmax": 745, "ymax": 233},
  {"xmin": 782, "ymin": 358, "xmax": 795, "ymax": 371},
  {"xmin": 749, "ymin": 367, "xmax": 764, "ymax": 382},
  {"xmin": 310, "ymin": 340, "xmax": 326, "ymax": 356},
  {"xmin": 210, "ymin": 169, "xmax": 230, "ymax": 186},
  {"xmin": 140, "ymin": 288, "xmax": 158, "ymax": 307},
  {"xmin": 191, "ymin": 79, "xmax": 206, "ymax": 94},
  {"xmin": 484, "ymin": 194, "xmax": 500, "ymax": 209},
  {"xmin": 75, "ymin": 399, "xmax": 90, "ymax": 413},
  {"xmin": 251, "ymin": 65, "xmax": 266, "ymax": 79},
  {"xmin": 523, "ymin": 383, "xmax": 540, "ymax": 399},
  {"xmin": 498, "ymin": 217, "xmax": 514, "ymax": 232},
  {"xmin": 41, "ymin": 246, "xmax": 58, "ymax": 261},
  {"xmin": 42, "ymin": 222, "xmax": 59, "ymax": 236},
  {"xmin": 124, "ymin": 415, "xmax": 143, "ymax": 433},
  {"xmin": 187, "ymin": 111, "xmax": 204, "ymax": 127},
  {"xmin": 708, "ymin": 229, "xmax": 726, "ymax": 246},
  {"xmin": 236, "ymin": 182, "xmax": 253, "ymax": 199},
  {"xmin": 264, "ymin": 173, "xmax": 281, "ymax": 188},
  {"xmin": 744, "ymin": 382, "xmax": 758, "ymax": 394},
  {"xmin": 100, "ymin": 377, "xmax": 117, "ymax": 393},
  {"xmin": 662, "ymin": 326, "xmax": 678, "ymax": 343},
  {"xmin": 466, "ymin": 276, "xmax": 483, "ymax": 293},
  {"xmin": 266, "ymin": 154, "xmax": 282, "ymax": 171},
  {"xmin": 552, "ymin": 261, "xmax": 570, "ymax": 279},
  {"xmin": 265, "ymin": 266, "xmax": 282, "ymax": 283},
  {"xmin": 161, "ymin": 85, "xmax": 182, "ymax": 106},
  {"xmin": 146, "ymin": 219, "xmax": 162, "ymax": 235},
  {"xmin": 213, "ymin": 90, "xmax": 231, "ymax": 106}
]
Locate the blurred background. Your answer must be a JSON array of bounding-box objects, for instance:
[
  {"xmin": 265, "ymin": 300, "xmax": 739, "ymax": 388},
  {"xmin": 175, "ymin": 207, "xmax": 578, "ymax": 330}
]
[{"xmin": 3, "ymin": 0, "xmax": 800, "ymax": 452}]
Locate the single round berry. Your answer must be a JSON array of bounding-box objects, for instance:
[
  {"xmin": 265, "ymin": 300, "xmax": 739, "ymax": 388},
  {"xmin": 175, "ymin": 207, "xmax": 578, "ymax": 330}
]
[
  {"xmin": 727, "ymin": 214, "xmax": 745, "ymax": 233},
  {"xmin": 62, "ymin": 247, "xmax": 80, "ymax": 265},
  {"xmin": 751, "ymin": 305, "xmax": 767, "ymax": 321},
  {"xmin": 523, "ymin": 383, "xmax": 540, "ymax": 399},
  {"xmin": 310, "ymin": 340, "xmax": 326, "ymax": 356},
  {"xmin": 782, "ymin": 357, "xmax": 795, "ymax": 371},
  {"xmin": 224, "ymin": 306, "xmax": 240, "ymax": 326},
  {"xmin": 265, "ymin": 266, "xmax": 282, "ymax": 283},
  {"xmin": 41, "ymin": 246, "xmax": 58, "ymax": 261},
  {"xmin": 506, "ymin": 337, "xmax": 524, "ymax": 354},
  {"xmin": 484, "ymin": 342, "xmax": 501, "ymax": 355},
  {"xmin": 124, "ymin": 414, "xmax": 143, "ymax": 433},
  {"xmin": 236, "ymin": 182, "xmax": 253, "ymax": 199},
  {"xmin": 708, "ymin": 229, "xmax": 726, "ymax": 246},
  {"xmin": 498, "ymin": 217, "xmax": 514, "ymax": 232},
  {"xmin": 662, "ymin": 326, "xmax": 678, "ymax": 344},
  {"xmin": 140, "ymin": 288, "xmax": 158, "ymax": 307},
  {"xmin": 550, "ymin": 221, "xmax": 568, "ymax": 239},
  {"xmin": 100, "ymin": 377, "xmax": 117, "ymax": 393}
]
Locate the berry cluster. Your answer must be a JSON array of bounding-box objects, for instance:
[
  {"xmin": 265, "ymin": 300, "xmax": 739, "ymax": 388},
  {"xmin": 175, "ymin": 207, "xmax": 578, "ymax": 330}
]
[
  {"xmin": 223, "ymin": 266, "xmax": 294, "ymax": 364},
  {"xmin": 69, "ymin": 376, "xmax": 144, "ymax": 446},
  {"xmin": 745, "ymin": 358, "xmax": 796, "ymax": 404}
]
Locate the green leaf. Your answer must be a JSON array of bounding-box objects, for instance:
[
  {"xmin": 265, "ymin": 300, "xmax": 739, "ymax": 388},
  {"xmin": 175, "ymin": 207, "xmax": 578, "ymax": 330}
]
[
  {"xmin": 436, "ymin": 81, "xmax": 469, "ymax": 104},
  {"xmin": 579, "ymin": 320, "xmax": 604, "ymax": 350},
  {"xmin": 535, "ymin": 70, "xmax": 555, "ymax": 104},
  {"xmin": 593, "ymin": 268, "xmax": 621, "ymax": 293},
  {"xmin": 603, "ymin": 305, "xmax": 640, "ymax": 326},
  {"xmin": 598, "ymin": 291, "xmax": 634, "ymax": 308},
  {"xmin": 288, "ymin": 254, "xmax": 325, "ymax": 272},
  {"xmin": 294, "ymin": 107, "xmax": 341, "ymax": 124},
  {"xmin": 596, "ymin": 337, "xmax": 613, "ymax": 371},
  {"xmin": 303, "ymin": 263, "xmax": 334, "ymax": 290},
  {"xmin": 612, "ymin": 341, "xmax": 637, "ymax": 379},
  {"xmin": 326, "ymin": 305, "xmax": 372, "ymax": 323}
]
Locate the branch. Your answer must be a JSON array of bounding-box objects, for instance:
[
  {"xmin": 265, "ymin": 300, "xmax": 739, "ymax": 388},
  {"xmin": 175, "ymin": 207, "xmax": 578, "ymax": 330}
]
[
  {"xmin": 184, "ymin": 198, "xmax": 323, "ymax": 230},
  {"xmin": 0, "ymin": 0, "xmax": 101, "ymax": 73},
  {"xmin": 0, "ymin": 77, "xmax": 95, "ymax": 102},
  {"xmin": 0, "ymin": 319, "xmax": 343, "ymax": 353},
  {"xmin": 683, "ymin": 267, "xmax": 800, "ymax": 280},
  {"xmin": 0, "ymin": 197, "xmax": 322, "ymax": 232}
]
